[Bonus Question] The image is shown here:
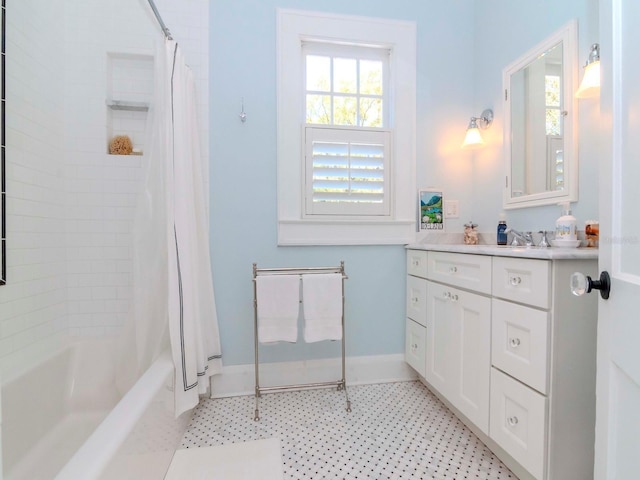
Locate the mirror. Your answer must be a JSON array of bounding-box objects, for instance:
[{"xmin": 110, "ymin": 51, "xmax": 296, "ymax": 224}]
[{"xmin": 503, "ymin": 20, "xmax": 578, "ymax": 209}]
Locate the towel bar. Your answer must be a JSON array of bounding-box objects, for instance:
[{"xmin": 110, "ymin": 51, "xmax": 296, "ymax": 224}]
[{"xmin": 252, "ymin": 261, "xmax": 351, "ymax": 421}]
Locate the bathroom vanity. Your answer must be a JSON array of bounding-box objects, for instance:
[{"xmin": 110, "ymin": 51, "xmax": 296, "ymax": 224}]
[{"xmin": 405, "ymin": 245, "xmax": 598, "ymax": 480}]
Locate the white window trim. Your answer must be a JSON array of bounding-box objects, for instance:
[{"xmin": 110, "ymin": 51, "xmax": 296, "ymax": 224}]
[{"xmin": 277, "ymin": 8, "xmax": 416, "ymax": 246}]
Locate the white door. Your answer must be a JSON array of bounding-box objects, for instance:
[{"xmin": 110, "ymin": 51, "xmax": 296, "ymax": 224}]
[{"xmin": 595, "ymin": 0, "xmax": 640, "ymax": 477}]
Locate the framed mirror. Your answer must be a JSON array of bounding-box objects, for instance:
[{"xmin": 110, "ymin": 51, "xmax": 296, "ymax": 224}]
[{"xmin": 503, "ymin": 20, "xmax": 578, "ymax": 209}]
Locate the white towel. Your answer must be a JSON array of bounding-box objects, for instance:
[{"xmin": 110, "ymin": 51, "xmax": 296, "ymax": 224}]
[
  {"xmin": 256, "ymin": 275, "xmax": 300, "ymax": 343},
  {"xmin": 302, "ymin": 274, "xmax": 343, "ymax": 343}
]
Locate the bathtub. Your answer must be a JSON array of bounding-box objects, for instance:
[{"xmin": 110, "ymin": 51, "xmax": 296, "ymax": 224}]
[{"xmin": 1, "ymin": 339, "xmax": 190, "ymax": 480}]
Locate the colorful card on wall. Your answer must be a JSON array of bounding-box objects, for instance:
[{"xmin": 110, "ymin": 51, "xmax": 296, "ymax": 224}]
[{"xmin": 419, "ymin": 190, "xmax": 444, "ymax": 230}]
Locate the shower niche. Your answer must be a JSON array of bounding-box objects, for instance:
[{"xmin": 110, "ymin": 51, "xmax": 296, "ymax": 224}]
[{"xmin": 106, "ymin": 53, "xmax": 153, "ymax": 155}]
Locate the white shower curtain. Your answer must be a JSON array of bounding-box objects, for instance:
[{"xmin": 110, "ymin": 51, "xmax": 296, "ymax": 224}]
[
  {"xmin": 163, "ymin": 40, "xmax": 222, "ymax": 416},
  {"xmin": 117, "ymin": 39, "xmax": 222, "ymax": 417}
]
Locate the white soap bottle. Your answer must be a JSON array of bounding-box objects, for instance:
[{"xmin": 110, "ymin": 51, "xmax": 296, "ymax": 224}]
[{"xmin": 555, "ymin": 202, "xmax": 577, "ymax": 241}]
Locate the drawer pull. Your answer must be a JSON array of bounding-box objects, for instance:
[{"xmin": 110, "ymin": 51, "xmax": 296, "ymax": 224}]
[
  {"xmin": 411, "ymin": 296, "xmax": 419, "ymax": 304},
  {"xmin": 509, "ymin": 276, "xmax": 522, "ymax": 286},
  {"xmin": 509, "ymin": 337, "xmax": 521, "ymax": 348},
  {"xmin": 507, "ymin": 416, "xmax": 519, "ymax": 427},
  {"xmin": 442, "ymin": 291, "xmax": 458, "ymax": 302},
  {"xmin": 449, "ymin": 266, "xmax": 458, "ymax": 274},
  {"xmin": 412, "ymin": 259, "xmax": 420, "ymax": 267}
]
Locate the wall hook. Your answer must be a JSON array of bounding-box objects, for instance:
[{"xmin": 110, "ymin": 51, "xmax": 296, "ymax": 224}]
[{"xmin": 239, "ymin": 98, "xmax": 247, "ymax": 123}]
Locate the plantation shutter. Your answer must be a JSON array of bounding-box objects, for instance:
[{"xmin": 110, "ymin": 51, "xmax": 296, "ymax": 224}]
[{"xmin": 305, "ymin": 127, "xmax": 390, "ymax": 216}]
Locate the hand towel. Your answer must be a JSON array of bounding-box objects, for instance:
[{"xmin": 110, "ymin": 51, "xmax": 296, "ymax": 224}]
[
  {"xmin": 302, "ymin": 273, "xmax": 343, "ymax": 343},
  {"xmin": 256, "ymin": 275, "xmax": 300, "ymax": 343}
]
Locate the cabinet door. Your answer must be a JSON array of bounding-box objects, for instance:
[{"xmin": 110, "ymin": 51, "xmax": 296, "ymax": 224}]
[
  {"xmin": 492, "ymin": 298, "xmax": 550, "ymax": 394},
  {"xmin": 490, "ymin": 368, "xmax": 547, "ymax": 480},
  {"xmin": 406, "ymin": 275, "xmax": 427, "ymax": 326},
  {"xmin": 451, "ymin": 286, "xmax": 491, "ymax": 434},
  {"xmin": 425, "ymin": 281, "xmax": 454, "ymax": 396},
  {"xmin": 406, "ymin": 249, "xmax": 428, "ymax": 278},
  {"xmin": 405, "ymin": 318, "xmax": 426, "ymax": 377},
  {"xmin": 426, "ymin": 281, "xmax": 491, "ymax": 434}
]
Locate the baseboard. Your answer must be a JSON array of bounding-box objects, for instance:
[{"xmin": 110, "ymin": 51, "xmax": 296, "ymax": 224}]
[{"xmin": 209, "ymin": 354, "xmax": 417, "ymax": 398}]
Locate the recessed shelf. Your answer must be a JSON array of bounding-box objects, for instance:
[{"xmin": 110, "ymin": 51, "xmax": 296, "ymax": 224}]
[{"xmin": 106, "ymin": 100, "xmax": 149, "ymax": 112}]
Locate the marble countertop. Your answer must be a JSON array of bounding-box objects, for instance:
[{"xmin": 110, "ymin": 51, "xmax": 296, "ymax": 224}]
[{"xmin": 406, "ymin": 243, "xmax": 599, "ymax": 260}]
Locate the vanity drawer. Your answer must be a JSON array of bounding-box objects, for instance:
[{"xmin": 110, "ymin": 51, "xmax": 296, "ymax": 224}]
[
  {"xmin": 405, "ymin": 318, "xmax": 426, "ymax": 378},
  {"xmin": 492, "ymin": 257, "xmax": 550, "ymax": 309},
  {"xmin": 407, "ymin": 250, "xmax": 428, "ymax": 278},
  {"xmin": 427, "ymin": 251, "xmax": 492, "ymax": 294},
  {"xmin": 492, "ymin": 298, "xmax": 550, "ymax": 394},
  {"xmin": 490, "ymin": 368, "xmax": 547, "ymax": 480},
  {"xmin": 406, "ymin": 275, "xmax": 427, "ymax": 326}
]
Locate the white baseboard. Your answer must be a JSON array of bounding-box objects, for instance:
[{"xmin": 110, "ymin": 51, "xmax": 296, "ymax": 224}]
[{"xmin": 210, "ymin": 354, "xmax": 417, "ymax": 398}]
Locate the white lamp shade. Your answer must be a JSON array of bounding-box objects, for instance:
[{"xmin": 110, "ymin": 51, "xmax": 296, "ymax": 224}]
[
  {"xmin": 461, "ymin": 127, "xmax": 484, "ymax": 148},
  {"xmin": 575, "ymin": 61, "xmax": 600, "ymax": 98}
]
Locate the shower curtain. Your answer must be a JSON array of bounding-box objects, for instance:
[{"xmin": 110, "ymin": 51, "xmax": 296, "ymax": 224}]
[{"xmin": 117, "ymin": 39, "xmax": 222, "ymax": 417}]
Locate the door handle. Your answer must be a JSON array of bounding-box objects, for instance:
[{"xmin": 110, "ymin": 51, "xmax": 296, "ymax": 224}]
[{"xmin": 570, "ymin": 271, "xmax": 610, "ymax": 300}]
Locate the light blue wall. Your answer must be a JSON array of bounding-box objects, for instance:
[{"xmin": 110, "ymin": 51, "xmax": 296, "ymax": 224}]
[
  {"xmin": 470, "ymin": 0, "xmax": 600, "ymax": 233},
  {"xmin": 209, "ymin": 0, "xmax": 599, "ymax": 366},
  {"xmin": 209, "ymin": 0, "xmax": 476, "ymax": 365}
]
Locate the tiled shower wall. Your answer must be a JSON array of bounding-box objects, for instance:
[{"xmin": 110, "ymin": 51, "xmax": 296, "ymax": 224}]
[
  {"xmin": 0, "ymin": 1, "xmax": 68, "ymax": 362},
  {"xmin": 1, "ymin": 0, "xmax": 209, "ymax": 364}
]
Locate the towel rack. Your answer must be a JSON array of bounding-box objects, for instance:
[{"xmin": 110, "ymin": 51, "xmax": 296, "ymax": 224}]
[{"xmin": 252, "ymin": 261, "xmax": 351, "ymax": 421}]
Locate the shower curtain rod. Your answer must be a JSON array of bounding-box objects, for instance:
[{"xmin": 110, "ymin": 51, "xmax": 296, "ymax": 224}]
[{"xmin": 147, "ymin": 0, "xmax": 173, "ymax": 40}]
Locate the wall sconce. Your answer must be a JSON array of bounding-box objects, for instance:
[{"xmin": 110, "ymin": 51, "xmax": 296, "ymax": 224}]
[
  {"xmin": 461, "ymin": 109, "xmax": 493, "ymax": 148},
  {"xmin": 575, "ymin": 43, "xmax": 600, "ymax": 98}
]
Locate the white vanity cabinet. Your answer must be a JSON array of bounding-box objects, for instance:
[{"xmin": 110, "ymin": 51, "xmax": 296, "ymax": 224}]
[{"xmin": 405, "ymin": 247, "xmax": 598, "ymax": 480}]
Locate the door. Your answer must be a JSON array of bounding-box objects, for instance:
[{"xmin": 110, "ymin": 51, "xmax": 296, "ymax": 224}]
[{"xmin": 595, "ymin": 0, "xmax": 640, "ymax": 477}]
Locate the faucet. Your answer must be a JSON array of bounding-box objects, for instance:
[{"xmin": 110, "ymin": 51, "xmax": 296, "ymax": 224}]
[
  {"xmin": 505, "ymin": 228, "xmax": 534, "ymax": 247},
  {"xmin": 538, "ymin": 230, "xmax": 551, "ymax": 248}
]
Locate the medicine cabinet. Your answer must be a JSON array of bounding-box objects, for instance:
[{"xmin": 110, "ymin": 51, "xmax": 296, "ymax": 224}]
[{"xmin": 503, "ymin": 20, "xmax": 578, "ymax": 209}]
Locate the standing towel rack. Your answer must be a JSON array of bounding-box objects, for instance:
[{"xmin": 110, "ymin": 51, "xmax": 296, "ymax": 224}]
[{"xmin": 252, "ymin": 261, "xmax": 351, "ymax": 421}]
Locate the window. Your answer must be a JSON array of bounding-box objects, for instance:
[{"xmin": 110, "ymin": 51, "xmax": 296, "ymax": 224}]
[
  {"xmin": 303, "ymin": 44, "xmax": 390, "ymax": 217},
  {"xmin": 545, "ymin": 74, "xmax": 561, "ymax": 135},
  {"xmin": 277, "ymin": 9, "xmax": 416, "ymax": 245},
  {"xmin": 545, "ymin": 73, "xmax": 564, "ymax": 190},
  {"xmin": 304, "ymin": 46, "xmax": 387, "ymax": 128}
]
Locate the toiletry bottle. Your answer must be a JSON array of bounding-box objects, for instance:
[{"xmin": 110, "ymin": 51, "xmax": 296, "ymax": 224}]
[
  {"xmin": 497, "ymin": 213, "xmax": 508, "ymax": 245},
  {"xmin": 555, "ymin": 202, "xmax": 577, "ymax": 241}
]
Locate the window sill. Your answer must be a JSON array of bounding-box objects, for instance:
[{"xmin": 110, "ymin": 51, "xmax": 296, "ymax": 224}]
[{"xmin": 278, "ymin": 219, "xmax": 415, "ymax": 246}]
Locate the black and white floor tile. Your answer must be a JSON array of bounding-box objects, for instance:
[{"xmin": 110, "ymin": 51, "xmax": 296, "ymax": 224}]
[{"xmin": 180, "ymin": 381, "xmax": 517, "ymax": 479}]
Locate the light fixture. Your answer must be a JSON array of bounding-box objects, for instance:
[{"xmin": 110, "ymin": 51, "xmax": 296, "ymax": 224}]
[
  {"xmin": 461, "ymin": 109, "xmax": 493, "ymax": 148},
  {"xmin": 575, "ymin": 43, "xmax": 600, "ymax": 98}
]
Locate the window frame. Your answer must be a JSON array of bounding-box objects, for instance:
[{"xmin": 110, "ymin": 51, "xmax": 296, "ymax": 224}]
[{"xmin": 277, "ymin": 9, "xmax": 416, "ymax": 245}]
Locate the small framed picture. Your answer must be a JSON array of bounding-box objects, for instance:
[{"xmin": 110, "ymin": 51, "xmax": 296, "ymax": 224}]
[{"xmin": 419, "ymin": 189, "xmax": 444, "ymax": 230}]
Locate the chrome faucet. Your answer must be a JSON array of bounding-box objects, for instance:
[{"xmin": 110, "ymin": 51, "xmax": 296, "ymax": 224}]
[
  {"xmin": 538, "ymin": 230, "xmax": 551, "ymax": 248},
  {"xmin": 505, "ymin": 228, "xmax": 534, "ymax": 247}
]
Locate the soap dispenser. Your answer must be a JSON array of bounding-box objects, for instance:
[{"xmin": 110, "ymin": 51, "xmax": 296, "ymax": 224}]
[{"xmin": 555, "ymin": 202, "xmax": 577, "ymax": 241}]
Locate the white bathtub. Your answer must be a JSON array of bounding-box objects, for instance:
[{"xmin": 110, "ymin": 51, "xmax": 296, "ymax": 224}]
[{"xmin": 1, "ymin": 339, "xmax": 190, "ymax": 480}]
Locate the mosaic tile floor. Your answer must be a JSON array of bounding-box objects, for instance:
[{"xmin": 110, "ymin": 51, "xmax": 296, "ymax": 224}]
[{"xmin": 180, "ymin": 381, "xmax": 518, "ymax": 480}]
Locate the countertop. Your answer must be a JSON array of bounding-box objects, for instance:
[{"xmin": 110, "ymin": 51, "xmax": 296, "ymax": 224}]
[{"xmin": 406, "ymin": 243, "xmax": 599, "ymax": 260}]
